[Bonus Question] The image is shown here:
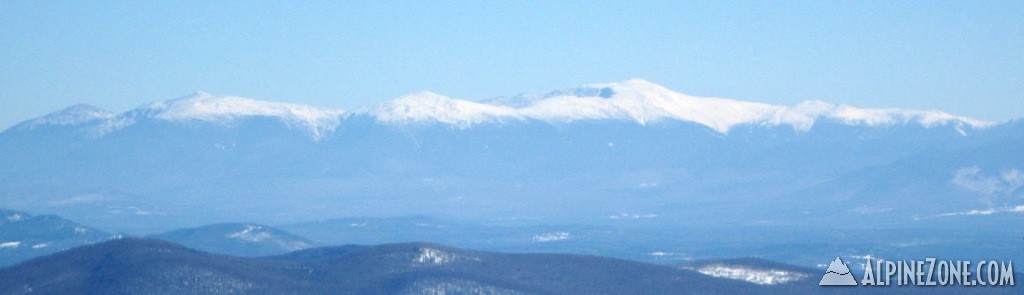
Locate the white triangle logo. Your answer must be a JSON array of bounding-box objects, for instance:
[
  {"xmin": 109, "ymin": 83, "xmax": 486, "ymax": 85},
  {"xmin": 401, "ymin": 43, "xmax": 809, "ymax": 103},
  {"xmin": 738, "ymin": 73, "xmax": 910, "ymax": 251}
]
[{"xmin": 819, "ymin": 257, "xmax": 858, "ymax": 286}]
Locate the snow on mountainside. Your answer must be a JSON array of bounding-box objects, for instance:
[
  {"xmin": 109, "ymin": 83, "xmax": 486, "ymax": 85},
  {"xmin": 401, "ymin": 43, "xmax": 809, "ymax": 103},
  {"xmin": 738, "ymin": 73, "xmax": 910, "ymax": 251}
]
[
  {"xmin": 678, "ymin": 258, "xmax": 817, "ymax": 286},
  {"xmin": 680, "ymin": 264, "xmax": 809, "ymax": 285},
  {"xmin": 132, "ymin": 92, "xmax": 346, "ymax": 139},
  {"xmin": 525, "ymin": 80, "xmax": 785, "ymax": 131},
  {"xmin": 489, "ymin": 79, "xmax": 992, "ymax": 132},
  {"xmin": 357, "ymin": 91, "xmax": 521, "ymax": 127},
  {"xmin": 144, "ymin": 92, "xmax": 345, "ymax": 125},
  {"xmin": 16, "ymin": 104, "xmax": 114, "ymax": 129},
  {"xmin": 150, "ymin": 223, "xmax": 316, "ymax": 256},
  {"xmin": 8, "ymin": 80, "xmax": 993, "ymax": 137},
  {"xmin": 357, "ymin": 79, "xmax": 992, "ymax": 132},
  {"xmin": 15, "ymin": 92, "xmax": 347, "ymax": 139}
]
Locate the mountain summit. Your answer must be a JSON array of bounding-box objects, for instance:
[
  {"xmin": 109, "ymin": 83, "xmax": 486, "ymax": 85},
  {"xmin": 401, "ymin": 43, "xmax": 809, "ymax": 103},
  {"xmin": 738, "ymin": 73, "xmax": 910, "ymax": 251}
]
[{"xmin": 14, "ymin": 104, "xmax": 114, "ymax": 130}]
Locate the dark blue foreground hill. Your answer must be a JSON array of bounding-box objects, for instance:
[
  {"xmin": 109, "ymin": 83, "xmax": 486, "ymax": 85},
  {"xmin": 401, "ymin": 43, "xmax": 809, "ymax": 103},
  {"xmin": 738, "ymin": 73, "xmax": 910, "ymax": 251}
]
[
  {"xmin": 2, "ymin": 238, "xmax": 766, "ymax": 294},
  {"xmin": 2, "ymin": 239, "xmax": 1012, "ymax": 295}
]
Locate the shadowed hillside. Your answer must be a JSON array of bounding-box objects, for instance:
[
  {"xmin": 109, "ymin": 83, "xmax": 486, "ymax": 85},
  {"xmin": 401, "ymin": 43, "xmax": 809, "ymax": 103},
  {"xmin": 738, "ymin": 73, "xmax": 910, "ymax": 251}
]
[{"xmin": 3, "ymin": 238, "xmax": 1015, "ymax": 294}]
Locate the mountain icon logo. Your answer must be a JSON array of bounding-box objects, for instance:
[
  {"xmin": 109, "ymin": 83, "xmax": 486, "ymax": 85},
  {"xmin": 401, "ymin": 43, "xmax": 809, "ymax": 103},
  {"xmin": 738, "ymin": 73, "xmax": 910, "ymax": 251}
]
[{"xmin": 819, "ymin": 257, "xmax": 858, "ymax": 286}]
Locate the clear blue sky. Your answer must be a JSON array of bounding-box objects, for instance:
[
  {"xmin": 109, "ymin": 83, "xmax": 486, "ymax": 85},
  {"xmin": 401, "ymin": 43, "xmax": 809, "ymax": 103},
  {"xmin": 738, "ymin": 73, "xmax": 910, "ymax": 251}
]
[{"xmin": 2, "ymin": 1, "xmax": 1022, "ymax": 129}]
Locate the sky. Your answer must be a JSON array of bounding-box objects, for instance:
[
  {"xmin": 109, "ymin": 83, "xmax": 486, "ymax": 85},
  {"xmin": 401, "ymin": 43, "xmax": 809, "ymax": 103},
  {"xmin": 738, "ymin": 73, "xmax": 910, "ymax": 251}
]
[{"xmin": 1, "ymin": 1, "xmax": 1022, "ymax": 130}]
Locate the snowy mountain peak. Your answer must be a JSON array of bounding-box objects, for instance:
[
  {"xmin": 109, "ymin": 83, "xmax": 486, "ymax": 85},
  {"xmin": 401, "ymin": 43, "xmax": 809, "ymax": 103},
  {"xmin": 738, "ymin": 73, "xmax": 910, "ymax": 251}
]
[
  {"xmin": 123, "ymin": 93, "xmax": 347, "ymax": 139},
  {"xmin": 403, "ymin": 79, "xmax": 782, "ymax": 130},
  {"xmin": 587, "ymin": 78, "xmax": 668, "ymax": 94},
  {"xmin": 141, "ymin": 92, "xmax": 345, "ymax": 124},
  {"xmin": 359, "ymin": 91, "xmax": 520, "ymax": 127},
  {"xmin": 517, "ymin": 80, "xmax": 786, "ymax": 131},
  {"xmin": 17, "ymin": 104, "xmax": 114, "ymax": 130},
  {"xmin": 542, "ymin": 78, "xmax": 662, "ymax": 99}
]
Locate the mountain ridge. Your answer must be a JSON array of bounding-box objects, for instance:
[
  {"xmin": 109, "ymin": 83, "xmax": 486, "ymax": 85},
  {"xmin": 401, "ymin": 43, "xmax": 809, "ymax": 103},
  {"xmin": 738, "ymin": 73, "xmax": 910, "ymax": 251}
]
[
  {"xmin": 1, "ymin": 79, "xmax": 1018, "ymax": 238},
  {"xmin": 3, "ymin": 238, "xmax": 1000, "ymax": 294},
  {"xmin": 0, "ymin": 238, "xmax": 821, "ymax": 294},
  {"xmin": 0, "ymin": 208, "xmax": 117, "ymax": 267},
  {"xmin": 7, "ymin": 79, "xmax": 995, "ymax": 138},
  {"xmin": 150, "ymin": 223, "xmax": 316, "ymax": 257}
]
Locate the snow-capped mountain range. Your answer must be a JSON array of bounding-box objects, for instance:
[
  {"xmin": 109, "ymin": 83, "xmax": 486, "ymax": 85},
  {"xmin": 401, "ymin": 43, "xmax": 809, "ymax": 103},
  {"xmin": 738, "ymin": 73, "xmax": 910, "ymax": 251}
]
[
  {"xmin": 0, "ymin": 79, "xmax": 1020, "ymax": 233},
  {"xmin": 13, "ymin": 79, "xmax": 992, "ymax": 138}
]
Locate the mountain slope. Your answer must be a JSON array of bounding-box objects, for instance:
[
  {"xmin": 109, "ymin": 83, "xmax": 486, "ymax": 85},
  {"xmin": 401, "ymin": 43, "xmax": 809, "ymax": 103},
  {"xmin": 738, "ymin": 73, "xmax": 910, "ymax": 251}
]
[
  {"xmin": 151, "ymin": 223, "xmax": 316, "ymax": 256},
  {"xmin": 0, "ymin": 238, "xmax": 771, "ymax": 294},
  {"xmin": 4, "ymin": 238, "xmax": 1007, "ymax": 294},
  {"xmin": 0, "ymin": 208, "xmax": 116, "ymax": 267}
]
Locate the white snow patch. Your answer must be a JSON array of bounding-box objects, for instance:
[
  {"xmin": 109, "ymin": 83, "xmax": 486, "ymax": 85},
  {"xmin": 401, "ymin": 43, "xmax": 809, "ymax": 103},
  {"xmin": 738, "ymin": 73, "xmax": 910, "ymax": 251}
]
[
  {"xmin": 227, "ymin": 225, "xmax": 272, "ymax": 242},
  {"xmin": 649, "ymin": 251, "xmax": 687, "ymax": 259},
  {"xmin": 852, "ymin": 207, "xmax": 892, "ymax": 214},
  {"xmin": 132, "ymin": 209, "xmax": 161, "ymax": 215},
  {"xmin": 607, "ymin": 213, "xmax": 658, "ymax": 219},
  {"xmin": 953, "ymin": 167, "xmax": 1024, "ymax": 196},
  {"xmin": 358, "ymin": 91, "xmax": 521, "ymax": 128},
  {"xmin": 150, "ymin": 93, "xmax": 343, "ymax": 122},
  {"xmin": 48, "ymin": 193, "xmax": 118, "ymax": 206},
  {"xmin": 403, "ymin": 278, "xmax": 527, "ymax": 295},
  {"xmin": 683, "ymin": 264, "xmax": 809, "ymax": 285},
  {"xmin": 20, "ymin": 104, "xmax": 114, "ymax": 129},
  {"xmin": 532, "ymin": 232, "xmax": 571, "ymax": 242},
  {"xmin": 938, "ymin": 205, "xmax": 1024, "ymax": 217},
  {"xmin": 0, "ymin": 241, "xmax": 21, "ymax": 248},
  {"xmin": 4, "ymin": 213, "xmax": 24, "ymax": 222},
  {"xmin": 413, "ymin": 248, "xmax": 477, "ymax": 265},
  {"xmin": 223, "ymin": 224, "xmax": 310, "ymax": 250},
  {"xmin": 890, "ymin": 242, "xmax": 923, "ymax": 247},
  {"xmin": 89, "ymin": 92, "xmax": 346, "ymax": 140},
  {"xmin": 31, "ymin": 243, "xmax": 49, "ymax": 249}
]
